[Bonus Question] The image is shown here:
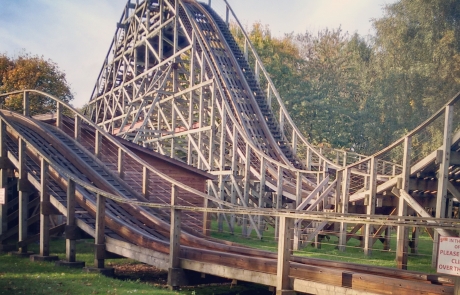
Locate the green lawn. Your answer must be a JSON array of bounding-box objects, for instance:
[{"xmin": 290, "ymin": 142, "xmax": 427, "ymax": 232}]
[
  {"xmin": 0, "ymin": 239, "xmax": 270, "ymax": 295},
  {"xmin": 210, "ymin": 219, "xmax": 435, "ymax": 273}
]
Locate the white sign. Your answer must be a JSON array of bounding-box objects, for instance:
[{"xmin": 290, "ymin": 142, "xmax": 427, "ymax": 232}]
[
  {"xmin": 437, "ymin": 236, "xmax": 460, "ymax": 276},
  {"xmin": 0, "ymin": 188, "xmax": 4, "ymax": 205}
]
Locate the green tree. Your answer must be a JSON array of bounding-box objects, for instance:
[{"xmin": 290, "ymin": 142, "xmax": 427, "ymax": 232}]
[
  {"xmin": 368, "ymin": 0, "xmax": 460, "ymax": 152},
  {"xmin": 0, "ymin": 53, "xmax": 74, "ymax": 115}
]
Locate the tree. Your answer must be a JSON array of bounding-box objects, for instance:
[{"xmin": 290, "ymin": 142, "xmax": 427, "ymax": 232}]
[{"xmin": 0, "ymin": 53, "xmax": 74, "ymax": 115}]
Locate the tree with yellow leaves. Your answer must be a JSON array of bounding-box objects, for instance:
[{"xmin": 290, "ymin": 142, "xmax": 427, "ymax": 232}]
[{"xmin": 0, "ymin": 53, "xmax": 73, "ymax": 115}]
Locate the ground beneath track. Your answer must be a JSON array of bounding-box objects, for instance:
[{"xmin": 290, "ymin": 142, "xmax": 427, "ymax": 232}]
[{"xmin": 111, "ymin": 263, "xmax": 274, "ymax": 294}]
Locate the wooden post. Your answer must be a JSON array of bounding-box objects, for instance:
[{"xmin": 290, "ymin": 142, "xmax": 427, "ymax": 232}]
[
  {"xmin": 66, "ymin": 179, "xmax": 77, "ymax": 262},
  {"xmin": 142, "ymin": 166, "xmax": 149, "ymax": 199},
  {"xmin": 18, "ymin": 138, "xmax": 30, "ymax": 254},
  {"xmin": 118, "ymin": 148, "xmax": 125, "ymax": 180},
  {"xmin": 338, "ymin": 168, "xmax": 350, "ymax": 251},
  {"xmin": 168, "ymin": 184, "xmax": 188, "ymax": 289},
  {"xmin": 23, "ymin": 91, "xmax": 29, "ymax": 117},
  {"xmin": 258, "ymin": 158, "xmax": 266, "ymax": 231},
  {"xmin": 242, "ymin": 143, "xmax": 250, "ymax": 237},
  {"xmin": 276, "ymin": 216, "xmax": 295, "ymax": 295},
  {"xmin": 293, "ymin": 171, "xmax": 302, "ymax": 250},
  {"xmin": 396, "ymin": 136, "xmax": 412, "ymax": 269},
  {"xmin": 275, "ymin": 166, "xmax": 283, "ymax": 240},
  {"xmin": 56, "ymin": 102, "xmax": 62, "ymax": 129},
  {"xmin": 40, "ymin": 159, "xmax": 50, "ymax": 256},
  {"xmin": 95, "ymin": 130, "xmax": 102, "ymax": 159},
  {"xmin": 432, "ymin": 105, "xmax": 453, "ymax": 268},
  {"xmin": 364, "ymin": 157, "xmax": 377, "ymax": 256},
  {"xmin": 410, "ymin": 227, "xmax": 419, "ymax": 254},
  {"xmin": 383, "ymin": 226, "xmax": 391, "ymax": 251},
  {"xmin": 0, "ymin": 119, "xmax": 10, "ymax": 251},
  {"xmin": 454, "ymin": 276, "xmax": 460, "ymax": 295},
  {"xmin": 94, "ymin": 193, "xmax": 106, "ymax": 269},
  {"xmin": 74, "ymin": 116, "xmax": 81, "ymax": 141}
]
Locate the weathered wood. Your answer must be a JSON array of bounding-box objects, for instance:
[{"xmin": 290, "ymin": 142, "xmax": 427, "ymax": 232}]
[
  {"xmin": 94, "ymin": 193, "xmax": 106, "ymax": 268},
  {"xmin": 74, "ymin": 115, "xmax": 81, "ymax": 141},
  {"xmin": 39, "ymin": 158, "xmax": 50, "ymax": 256},
  {"xmin": 18, "ymin": 138, "xmax": 29, "ymax": 254},
  {"xmin": 276, "ymin": 216, "xmax": 293, "ymax": 293},
  {"xmin": 23, "ymin": 92, "xmax": 29, "ymax": 117},
  {"xmin": 168, "ymin": 184, "xmax": 187, "ymax": 288},
  {"xmin": 364, "ymin": 157, "xmax": 377, "ymax": 256},
  {"xmin": 56, "ymin": 102, "xmax": 62, "ymax": 129},
  {"xmin": 66, "ymin": 179, "xmax": 76, "ymax": 262},
  {"xmin": 432, "ymin": 105, "xmax": 453, "ymax": 268},
  {"xmin": 0, "ymin": 120, "xmax": 8, "ymax": 246},
  {"xmin": 142, "ymin": 166, "xmax": 149, "ymax": 199},
  {"xmin": 396, "ymin": 136, "xmax": 411, "ymax": 269},
  {"xmin": 338, "ymin": 168, "xmax": 350, "ymax": 251},
  {"xmin": 118, "ymin": 148, "xmax": 125, "ymax": 180}
]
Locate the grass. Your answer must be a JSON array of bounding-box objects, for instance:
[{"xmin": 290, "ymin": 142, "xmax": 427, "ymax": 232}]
[
  {"xmin": 210, "ymin": 219, "xmax": 436, "ymax": 273},
  {"xmin": 0, "ymin": 239, "xmax": 271, "ymax": 295}
]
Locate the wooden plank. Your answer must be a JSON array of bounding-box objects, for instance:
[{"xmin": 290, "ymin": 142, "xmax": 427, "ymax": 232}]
[
  {"xmin": 396, "ymin": 136, "xmax": 411, "ymax": 269},
  {"xmin": 433, "ymin": 105, "xmax": 454, "ymax": 268},
  {"xmin": 181, "ymin": 259, "xmax": 276, "ymax": 286},
  {"xmin": 66, "ymin": 179, "xmax": 76, "ymax": 262},
  {"xmin": 18, "ymin": 138, "xmax": 28, "ymax": 254},
  {"xmin": 277, "ymin": 216, "xmax": 293, "ymax": 292},
  {"xmin": 95, "ymin": 193, "xmax": 106, "ymax": 268},
  {"xmin": 40, "ymin": 158, "xmax": 50, "ymax": 256},
  {"xmin": 296, "ymin": 176, "xmax": 330, "ymax": 211},
  {"xmin": 393, "ymin": 189, "xmax": 451, "ymax": 237},
  {"xmin": 364, "ymin": 157, "xmax": 377, "ymax": 256},
  {"xmin": 169, "ymin": 185, "xmax": 181, "ymax": 269}
]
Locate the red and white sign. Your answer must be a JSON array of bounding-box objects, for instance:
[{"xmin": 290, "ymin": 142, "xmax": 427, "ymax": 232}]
[
  {"xmin": 0, "ymin": 188, "xmax": 4, "ymax": 205},
  {"xmin": 437, "ymin": 236, "xmax": 460, "ymax": 276}
]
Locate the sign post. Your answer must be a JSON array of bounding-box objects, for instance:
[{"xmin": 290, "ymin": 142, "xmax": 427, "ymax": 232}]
[{"xmin": 437, "ymin": 236, "xmax": 460, "ymax": 294}]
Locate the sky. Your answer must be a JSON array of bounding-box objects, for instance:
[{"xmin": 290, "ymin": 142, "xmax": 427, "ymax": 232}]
[{"xmin": 0, "ymin": 0, "xmax": 397, "ymax": 108}]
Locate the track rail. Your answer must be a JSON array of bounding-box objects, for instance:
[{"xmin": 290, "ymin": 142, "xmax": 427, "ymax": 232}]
[{"xmin": 0, "ymin": 90, "xmax": 457, "ymax": 294}]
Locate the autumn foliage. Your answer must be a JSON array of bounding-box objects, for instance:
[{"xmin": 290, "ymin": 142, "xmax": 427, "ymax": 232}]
[{"xmin": 0, "ymin": 53, "xmax": 73, "ymax": 115}]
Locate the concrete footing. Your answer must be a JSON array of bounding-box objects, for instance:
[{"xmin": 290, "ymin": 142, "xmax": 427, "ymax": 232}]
[
  {"xmin": 276, "ymin": 290, "xmax": 296, "ymax": 295},
  {"xmin": 167, "ymin": 268, "xmax": 189, "ymax": 290}
]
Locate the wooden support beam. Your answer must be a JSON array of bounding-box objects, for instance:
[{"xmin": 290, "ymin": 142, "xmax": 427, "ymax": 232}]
[
  {"xmin": 23, "ymin": 91, "xmax": 29, "ymax": 117},
  {"xmin": 276, "ymin": 216, "xmax": 294, "ymax": 295},
  {"xmin": 94, "ymin": 193, "xmax": 106, "ymax": 269},
  {"xmin": 142, "ymin": 166, "xmax": 149, "ymax": 199},
  {"xmin": 74, "ymin": 116, "xmax": 81, "ymax": 141},
  {"xmin": 118, "ymin": 148, "xmax": 125, "ymax": 180},
  {"xmin": 433, "ymin": 105, "xmax": 453, "ymax": 268},
  {"xmin": 18, "ymin": 138, "xmax": 29, "ymax": 254},
  {"xmin": 275, "ymin": 166, "xmax": 283, "ymax": 240},
  {"xmin": 396, "ymin": 136, "xmax": 411, "ymax": 269},
  {"xmin": 242, "ymin": 143, "xmax": 251, "ymax": 237},
  {"xmin": 258, "ymin": 158, "xmax": 266, "ymax": 231},
  {"xmin": 0, "ymin": 120, "xmax": 8, "ymax": 248},
  {"xmin": 95, "ymin": 130, "xmax": 102, "ymax": 159},
  {"xmin": 364, "ymin": 157, "xmax": 377, "ymax": 256},
  {"xmin": 392, "ymin": 188, "xmax": 452, "ymax": 237},
  {"xmin": 39, "ymin": 158, "xmax": 50, "ymax": 256},
  {"xmin": 56, "ymin": 102, "xmax": 62, "ymax": 129},
  {"xmin": 66, "ymin": 179, "xmax": 76, "ymax": 262},
  {"xmin": 168, "ymin": 184, "xmax": 188, "ymax": 289},
  {"xmin": 338, "ymin": 168, "xmax": 350, "ymax": 251}
]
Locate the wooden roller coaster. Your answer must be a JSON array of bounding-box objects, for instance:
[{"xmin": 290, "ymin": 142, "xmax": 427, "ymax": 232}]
[{"xmin": 1, "ymin": 0, "xmax": 460, "ymax": 294}]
